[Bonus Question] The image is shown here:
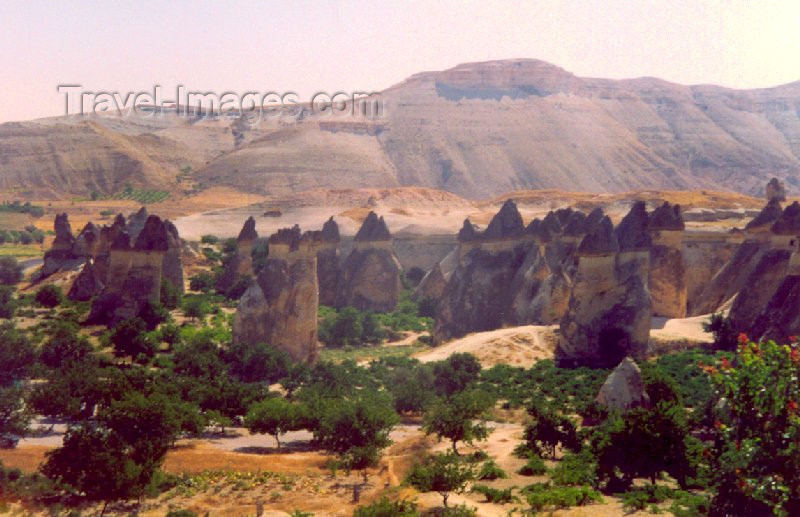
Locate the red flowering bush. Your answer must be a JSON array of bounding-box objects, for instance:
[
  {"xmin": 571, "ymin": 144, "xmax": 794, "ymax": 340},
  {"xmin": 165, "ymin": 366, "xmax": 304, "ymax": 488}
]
[{"xmin": 709, "ymin": 339, "xmax": 800, "ymax": 515}]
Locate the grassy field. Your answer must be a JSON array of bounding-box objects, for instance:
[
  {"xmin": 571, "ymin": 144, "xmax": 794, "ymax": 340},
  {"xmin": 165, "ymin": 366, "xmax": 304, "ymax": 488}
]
[
  {"xmin": 0, "ymin": 244, "xmax": 44, "ymax": 258},
  {"xmin": 319, "ymin": 342, "xmax": 429, "ymax": 363}
]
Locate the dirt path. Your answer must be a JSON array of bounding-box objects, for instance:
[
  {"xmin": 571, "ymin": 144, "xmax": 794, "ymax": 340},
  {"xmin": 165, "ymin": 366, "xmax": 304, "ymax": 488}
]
[{"xmin": 414, "ymin": 325, "xmax": 558, "ymax": 368}]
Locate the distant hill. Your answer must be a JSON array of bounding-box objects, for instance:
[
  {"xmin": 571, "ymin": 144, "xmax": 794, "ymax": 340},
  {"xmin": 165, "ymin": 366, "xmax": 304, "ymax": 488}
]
[{"xmin": 2, "ymin": 59, "xmax": 799, "ymax": 200}]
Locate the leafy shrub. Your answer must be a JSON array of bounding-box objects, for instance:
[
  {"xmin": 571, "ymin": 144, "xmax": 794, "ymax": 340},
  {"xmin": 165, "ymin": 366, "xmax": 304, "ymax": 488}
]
[
  {"xmin": 620, "ymin": 485, "xmax": 674, "ymax": 512},
  {"xmin": 200, "ymin": 235, "xmax": 219, "ymax": 245},
  {"xmin": 550, "ymin": 450, "xmax": 597, "ymax": 487},
  {"xmin": 0, "ymin": 257, "xmax": 23, "ymax": 286},
  {"xmin": 160, "ymin": 280, "xmax": 182, "ymax": 310},
  {"xmin": 703, "ymin": 313, "xmax": 737, "ymax": 351},
  {"xmin": 165, "ymin": 510, "xmax": 199, "ymax": 517},
  {"xmin": 517, "ymin": 454, "xmax": 547, "ymax": 476},
  {"xmin": 669, "ymin": 490, "xmax": 710, "ymax": 516},
  {"xmin": 34, "ymin": 284, "xmax": 63, "ymax": 308},
  {"xmin": 708, "ymin": 339, "xmax": 800, "ymax": 515},
  {"xmin": 139, "ymin": 299, "xmax": 169, "ymax": 330},
  {"xmin": 189, "ymin": 272, "xmax": 217, "ymax": 293},
  {"xmin": 470, "ymin": 484, "xmax": 519, "ymax": 504},
  {"xmin": 521, "ymin": 483, "xmax": 603, "ymax": 512},
  {"xmin": 0, "ymin": 286, "xmax": 16, "ymax": 319},
  {"xmin": 354, "ymin": 497, "xmax": 419, "ymax": 516},
  {"xmin": 476, "ymin": 459, "xmax": 507, "ymax": 480}
]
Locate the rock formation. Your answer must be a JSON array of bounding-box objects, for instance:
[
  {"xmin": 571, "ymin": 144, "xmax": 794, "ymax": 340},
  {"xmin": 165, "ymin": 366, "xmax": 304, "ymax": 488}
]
[
  {"xmin": 233, "ymin": 225, "xmax": 319, "ymax": 363},
  {"xmin": 766, "ymin": 177, "xmax": 787, "ymax": 202},
  {"xmin": 433, "ymin": 201, "xmax": 602, "ymax": 341},
  {"xmin": 556, "ymin": 211, "xmax": 651, "ymax": 368},
  {"xmin": 336, "ymin": 212, "xmax": 402, "ymax": 312},
  {"xmin": 67, "ymin": 260, "xmax": 105, "ymax": 302},
  {"xmin": 41, "ymin": 213, "xmax": 78, "ymax": 277},
  {"xmin": 434, "ymin": 201, "xmax": 532, "ymax": 341},
  {"xmin": 595, "ymin": 357, "xmax": 651, "ymax": 412},
  {"xmin": 216, "ymin": 216, "xmax": 259, "ymax": 294},
  {"xmin": 88, "ymin": 214, "xmax": 184, "ymax": 325},
  {"xmin": 648, "ymin": 202, "xmax": 687, "ymax": 318},
  {"xmin": 316, "ymin": 217, "xmax": 341, "ymax": 306}
]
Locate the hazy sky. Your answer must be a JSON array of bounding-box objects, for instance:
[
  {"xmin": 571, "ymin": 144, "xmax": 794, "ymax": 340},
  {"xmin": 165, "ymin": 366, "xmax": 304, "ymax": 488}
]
[{"xmin": 1, "ymin": 0, "xmax": 798, "ymax": 123}]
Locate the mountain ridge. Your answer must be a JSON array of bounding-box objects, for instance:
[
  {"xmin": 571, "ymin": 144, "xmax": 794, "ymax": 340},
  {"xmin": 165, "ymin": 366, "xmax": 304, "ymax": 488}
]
[{"xmin": 2, "ymin": 58, "xmax": 799, "ymax": 200}]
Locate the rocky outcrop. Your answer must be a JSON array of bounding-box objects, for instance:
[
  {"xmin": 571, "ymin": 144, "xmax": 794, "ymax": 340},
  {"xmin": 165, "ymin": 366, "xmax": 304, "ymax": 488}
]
[
  {"xmin": 435, "ymin": 200, "xmax": 593, "ymax": 340},
  {"xmin": 766, "ymin": 177, "xmax": 787, "ymax": 202},
  {"xmin": 556, "ymin": 212, "xmax": 651, "ymax": 368},
  {"xmin": 750, "ymin": 275, "xmax": 800, "ymax": 342},
  {"xmin": 88, "ymin": 214, "xmax": 184, "ymax": 325},
  {"xmin": 648, "ymin": 202, "xmax": 687, "ymax": 318},
  {"xmin": 595, "ymin": 357, "xmax": 651, "ymax": 412},
  {"xmin": 233, "ymin": 226, "xmax": 319, "ymax": 363},
  {"xmin": 416, "ymin": 247, "xmax": 458, "ymax": 300},
  {"xmin": 41, "ymin": 213, "xmax": 78, "ymax": 277},
  {"xmin": 336, "ymin": 212, "xmax": 402, "ymax": 312},
  {"xmin": 68, "ymin": 260, "xmax": 105, "ymax": 302},
  {"xmin": 72, "ymin": 222, "xmax": 101, "ymax": 258},
  {"xmin": 316, "ymin": 217, "xmax": 341, "ymax": 306},
  {"xmin": 744, "ymin": 198, "xmax": 783, "ymax": 233},
  {"xmin": 216, "ymin": 216, "xmax": 258, "ymax": 294},
  {"xmin": 126, "ymin": 206, "xmax": 149, "ymax": 241},
  {"xmin": 483, "ymin": 199, "xmax": 525, "ymax": 239}
]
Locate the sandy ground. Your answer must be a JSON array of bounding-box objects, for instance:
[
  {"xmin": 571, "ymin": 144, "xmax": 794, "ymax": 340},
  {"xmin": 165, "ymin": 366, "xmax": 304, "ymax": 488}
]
[
  {"xmin": 415, "ymin": 325, "xmax": 559, "ymax": 368},
  {"xmin": 650, "ymin": 314, "xmax": 713, "ymax": 343}
]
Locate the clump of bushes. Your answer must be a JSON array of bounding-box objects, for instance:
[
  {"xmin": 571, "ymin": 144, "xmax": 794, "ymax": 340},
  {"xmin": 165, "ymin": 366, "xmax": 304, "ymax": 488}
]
[
  {"xmin": 520, "ymin": 483, "xmax": 603, "ymax": 512},
  {"xmin": 517, "ymin": 454, "xmax": 548, "ymax": 476}
]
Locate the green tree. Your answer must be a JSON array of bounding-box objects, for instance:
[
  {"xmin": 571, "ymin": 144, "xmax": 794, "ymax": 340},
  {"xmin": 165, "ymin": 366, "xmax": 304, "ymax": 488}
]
[
  {"xmin": 160, "ymin": 279, "xmax": 182, "ymax": 310},
  {"xmin": 432, "ymin": 353, "xmax": 481, "ymax": 397},
  {"xmin": 225, "ymin": 341, "xmax": 290, "ymax": 384},
  {"xmin": 0, "ymin": 285, "xmax": 16, "ymax": 318},
  {"xmin": 28, "ymin": 364, "xmax": 105, "ymax": 422},
  {"xmin": 110, "ymin": 318, "xmax": 156, "ymax": 361},
  {"xmin": 182, "ymin": 296, "xmax": 210, "ymax": 323},
  {"xmin": 524, "ymin": 402, "xmax": 580, "ymax": 459},
  {"xmin": 41, "ymin": 425, "xmax": 147, "ymax": 515},
  {"xmin": 592, "ymin": 401, "xmax": 691, "ymax": 491},
  {"xmin": 405, "ymin": 452, "xmax": 475, "ymax": 508},
  {"xmin": 0, "ymin": 386, "xmax": 29, "ymax": 448},
  {"xmin": 325, "ymin": 307, "xmax": 363, "ymax": 348},
  {"xmin": 382, "ymin": 360, "xmax": 435, "ymax": 413},
  {"xmin": 172, "ymin": 335, "xmax": 226, "ymax": 379},
  {"xmin": 423, "ymin": 390, "xmax": 493, "ymax": 454},
  {"xmin": 0, "ymin": 257, "xmax": 23, "ymax": 285},
  {"xmin": 189, "ymin": 271, "xmax": 216, "ymax": 293},
  {"xmin": 34, "ymin": 284, "xmax": 63, "ymax": 308},
  {"xmin": 245, "ymin": 397, "xmax": 304, "ymax": 450},
  {"xmin": 39, "ymin": 320, "xmax": 93, "ymax": 369},
  {"xmin": 99, "ymin": 392, "xmax": 183, "ymax": 481},
  {"xmin": 0, "ymin": 322, "xmax": 36, "ymax": 386},
  {"xmin": 138, "ymin": 299, "xmax": 169, "ymax": 331},
  {"xmin": 313, "ymin": 392, "xmax": 398, "ymax": 480}
]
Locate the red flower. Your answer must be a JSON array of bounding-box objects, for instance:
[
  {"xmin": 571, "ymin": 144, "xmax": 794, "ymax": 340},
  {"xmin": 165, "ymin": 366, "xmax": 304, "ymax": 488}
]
[
  {"xmin": 792, "ymin": 349, "xmax": 800, "ymax": 364},
  {"xmin": 788, "ymin": 400, "xmax": 798, "ymax": 414},
  {"xmin": 738, "ymin": 333, "xmax": 749, "ymax": 344},
  {"xmin": 791, "ymin": 335, "xmax": 798, "ymax": 343},
  {"xmin": 721, "ymin": 358, "xmax": 731, "ymax": 370}
]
